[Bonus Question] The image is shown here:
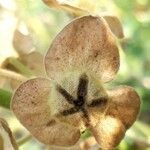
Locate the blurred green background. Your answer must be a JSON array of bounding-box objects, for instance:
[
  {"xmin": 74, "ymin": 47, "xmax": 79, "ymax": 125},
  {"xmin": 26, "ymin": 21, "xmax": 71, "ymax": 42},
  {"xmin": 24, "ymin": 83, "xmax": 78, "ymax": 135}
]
[{"xmin": 0, "ymin": 0, "xmax": 150, "ymax": 149}]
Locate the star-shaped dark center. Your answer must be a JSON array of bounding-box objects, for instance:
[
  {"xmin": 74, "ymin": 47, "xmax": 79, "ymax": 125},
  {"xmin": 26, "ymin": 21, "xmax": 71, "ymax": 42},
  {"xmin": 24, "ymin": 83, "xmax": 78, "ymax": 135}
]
[{"xmin": 56, "ymin": 73, "xmax": 108, "ymax": 124}]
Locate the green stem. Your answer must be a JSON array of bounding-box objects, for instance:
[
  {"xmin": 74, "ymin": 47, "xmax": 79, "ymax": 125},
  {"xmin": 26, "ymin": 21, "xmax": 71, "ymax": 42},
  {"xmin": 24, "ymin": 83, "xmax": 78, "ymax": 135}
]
[
  {"xmin": 0, "ymin": 89, "xmax": 12, "ymax": 109},
  {"xmin": 8, "ymin": 58, "xmax": 33, "ymax": 77},
  {"xmin": 0, "ymin": 69, "xmax": 27, "ymax": 81},
  {"xmin": 17, "ymin": 135, "xmax": 32, "ymax": 146},
  {"xmin": 81, "ymin": 129, "xmax": 92, "ymax": 139}
]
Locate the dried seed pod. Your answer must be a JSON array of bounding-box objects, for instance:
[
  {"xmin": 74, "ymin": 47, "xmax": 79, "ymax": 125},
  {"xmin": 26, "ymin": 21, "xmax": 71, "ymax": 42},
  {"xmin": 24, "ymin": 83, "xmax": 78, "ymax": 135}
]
[
  {"xmin": 45, "ymin": 15, "xmax": 119, "ymax": 83},
  {"xmin": 47, "ymin": 137, "xmax": 98, "ymax": 150},
  {"xmin": 51, "ymin": 71, "xmax": 108, "ymax": 128},
  {"xmin": 106, "ymin": 86, "xmax": 141, "ymax": 129},
  {"xmin": 92, "ymin": 116, "xmax": 125, "ymax": 150},
  {"xmin": 91, "ymin": 86, "xmax": 140, "ymax": 149},
  {"xmin": 11, "ymin": 15, "xmax": 140, "ymax": 149},
  {"xmin": 47, "ymin": 140, "xmax": 82, "ymax": 150},
  {"xmin": 11, "ymin": 78, "xmax": 80, "ymax": 146}
]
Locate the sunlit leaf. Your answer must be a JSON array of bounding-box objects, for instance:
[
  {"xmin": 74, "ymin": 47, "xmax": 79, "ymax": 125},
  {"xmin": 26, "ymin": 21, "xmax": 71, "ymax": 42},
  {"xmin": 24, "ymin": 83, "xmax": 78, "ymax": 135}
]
[{"xmin": 42, "ymin": 0, "xmax": 88, "ymax": 16}]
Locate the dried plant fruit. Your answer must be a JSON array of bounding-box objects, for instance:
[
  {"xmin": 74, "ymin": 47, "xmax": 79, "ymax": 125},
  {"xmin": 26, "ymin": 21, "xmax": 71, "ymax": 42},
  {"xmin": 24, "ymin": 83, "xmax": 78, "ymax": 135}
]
[
  {"xmin": 47, "ymin": 137, "xmax": 98, "ymax": 150},
  {"xmin": 47, "ymin": 140, "xmax": 81, "ymax": 150},
  {"xmin": 11, "ymin": 78, "xmax": 80, "ymax": 146},
  {"xmin": 45, "ymin": 15, "xmax": 119, "ymax": 82},
  {"xmin": 11, "ymin": 16, "xmax": 140, "ymax": 149},
  {"xmin": 0, "ymin": 118, "xmax": 18, "ymax": 150}
]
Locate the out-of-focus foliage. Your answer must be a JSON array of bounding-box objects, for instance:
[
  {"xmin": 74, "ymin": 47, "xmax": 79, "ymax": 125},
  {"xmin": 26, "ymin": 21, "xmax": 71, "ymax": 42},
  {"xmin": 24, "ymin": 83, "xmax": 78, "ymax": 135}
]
[
  {"xmin": 0, "ymin": 118, "xmax": 18, "ymax": 150},
  {"xmin": 0, "ymin": 89, "xmax": 12, "ymax": 109},
  {"xmin": 0, "ymin": 0, "xmax": 149, "ymax": 149}
]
